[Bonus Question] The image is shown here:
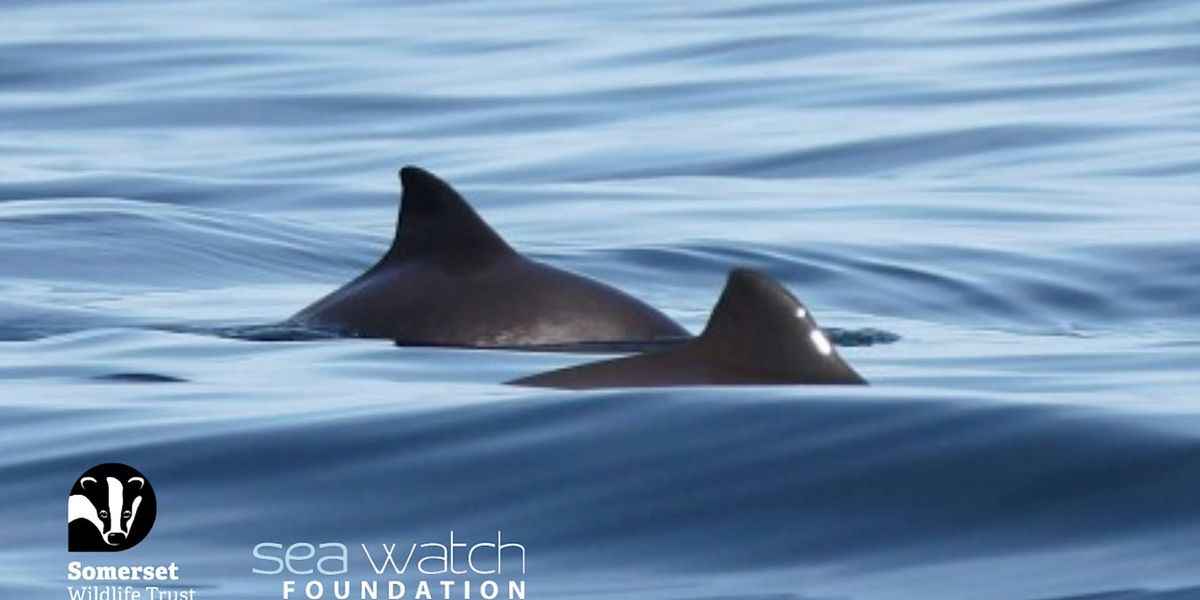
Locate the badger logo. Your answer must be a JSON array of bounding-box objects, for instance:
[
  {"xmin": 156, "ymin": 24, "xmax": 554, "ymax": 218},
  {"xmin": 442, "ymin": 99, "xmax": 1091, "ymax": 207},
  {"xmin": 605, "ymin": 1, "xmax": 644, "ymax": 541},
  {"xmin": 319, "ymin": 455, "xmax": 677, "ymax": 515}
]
[{"xmin": 68, "ymin": 463, "xmax": 156, "ymax": 552}]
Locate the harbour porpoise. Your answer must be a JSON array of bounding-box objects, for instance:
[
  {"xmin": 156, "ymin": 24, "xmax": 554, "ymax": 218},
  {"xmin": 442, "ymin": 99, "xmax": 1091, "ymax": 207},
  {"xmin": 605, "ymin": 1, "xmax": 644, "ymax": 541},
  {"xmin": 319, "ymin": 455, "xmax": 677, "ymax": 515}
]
[
  {"xmin": 288, "ymin": 166, "xmax": 688, "ymax": 347},
  {"xmin": 511, "ymin": 268, "xmax": 867, "ymax": 388}
]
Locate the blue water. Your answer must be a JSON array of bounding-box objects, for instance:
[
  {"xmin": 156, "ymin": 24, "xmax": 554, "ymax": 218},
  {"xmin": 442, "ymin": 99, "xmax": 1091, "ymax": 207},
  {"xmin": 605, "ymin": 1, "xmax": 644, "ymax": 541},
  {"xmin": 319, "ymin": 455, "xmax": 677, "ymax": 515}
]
[{"xmin": 3, "ymin": 0, "xmax": 1200, "ymax": 598}]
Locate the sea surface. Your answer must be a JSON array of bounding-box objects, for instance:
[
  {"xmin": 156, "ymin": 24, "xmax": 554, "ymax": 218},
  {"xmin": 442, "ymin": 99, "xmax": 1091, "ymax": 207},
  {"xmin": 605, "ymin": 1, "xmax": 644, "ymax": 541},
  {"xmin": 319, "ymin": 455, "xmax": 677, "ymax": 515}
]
[{"xmin": 2, "ymin": 0, "xmax": 1199, "ymax": 598}]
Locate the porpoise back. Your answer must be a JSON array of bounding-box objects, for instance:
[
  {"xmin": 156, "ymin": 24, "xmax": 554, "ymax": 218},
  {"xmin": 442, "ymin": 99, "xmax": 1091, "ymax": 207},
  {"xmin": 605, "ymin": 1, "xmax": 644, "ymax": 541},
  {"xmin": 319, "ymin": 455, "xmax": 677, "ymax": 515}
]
[
  {"xmin": 511, "ymin": 268, "xmax": 867, "ymax": 388},
  {"xmin": 288, "ymin": 166, "xmax": 688, "ymax": 348}
]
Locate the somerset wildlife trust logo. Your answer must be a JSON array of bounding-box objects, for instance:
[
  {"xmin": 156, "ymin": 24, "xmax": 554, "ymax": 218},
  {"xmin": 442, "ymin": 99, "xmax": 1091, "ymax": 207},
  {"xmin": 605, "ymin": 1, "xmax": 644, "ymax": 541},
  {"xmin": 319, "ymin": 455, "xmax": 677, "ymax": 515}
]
[{"xmin": 68, "ymin": 463, "xmax": 157, "ymax": 552}]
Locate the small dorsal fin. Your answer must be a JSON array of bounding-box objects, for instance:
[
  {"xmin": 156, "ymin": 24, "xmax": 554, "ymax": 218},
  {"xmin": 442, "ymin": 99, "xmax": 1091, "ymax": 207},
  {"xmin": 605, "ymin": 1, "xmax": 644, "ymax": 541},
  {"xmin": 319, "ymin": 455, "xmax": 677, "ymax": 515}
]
[
  {"xmin": 509, "ymin": 268, "xmax": 866, "ymax": 388},
  {"xmin": 385, "ymin": 166, "xmax": 514, "ymax": 260},
  {"xmin": 697, "ymin": 268, "xmax": 864, "ymax": 382},
  {"xmin": 700, "ymin": 268, "xmax": 811, "ymax": 344}
]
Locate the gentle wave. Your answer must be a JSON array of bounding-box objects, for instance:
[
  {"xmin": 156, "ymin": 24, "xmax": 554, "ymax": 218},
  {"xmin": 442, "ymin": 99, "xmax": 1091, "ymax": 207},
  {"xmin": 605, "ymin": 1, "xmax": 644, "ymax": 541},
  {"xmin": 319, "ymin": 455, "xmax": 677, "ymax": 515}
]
[{"xmin": 2, "ymin": 386, "xmax": 1199, "ymax": 597}]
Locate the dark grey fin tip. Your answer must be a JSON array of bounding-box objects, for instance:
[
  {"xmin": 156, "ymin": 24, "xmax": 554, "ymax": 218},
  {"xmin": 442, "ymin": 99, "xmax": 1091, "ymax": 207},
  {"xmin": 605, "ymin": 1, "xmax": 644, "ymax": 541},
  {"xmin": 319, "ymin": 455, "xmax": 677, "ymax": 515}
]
[
  {"xmin": 700, "ymin": 267, "xmax": 806, "ymax": 341},
  {"xmin": 399, "ymin": 164, "xmax": 428, "ymax": 181},
  {"xmin": 396, "ymin": 165, "xmax": 466, "ymax": 217},
  {"xmin": 385, "ymin": 165, "xmax": 515, "ymax": 259}
]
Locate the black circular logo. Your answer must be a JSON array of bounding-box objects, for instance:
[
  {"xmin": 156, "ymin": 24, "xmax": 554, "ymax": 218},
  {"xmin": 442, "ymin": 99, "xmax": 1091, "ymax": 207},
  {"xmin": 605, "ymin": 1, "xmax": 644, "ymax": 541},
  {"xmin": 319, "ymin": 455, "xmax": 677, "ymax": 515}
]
[{"xmin": 68, "ymin": 463, "xmax": 157, "ymax": 552}]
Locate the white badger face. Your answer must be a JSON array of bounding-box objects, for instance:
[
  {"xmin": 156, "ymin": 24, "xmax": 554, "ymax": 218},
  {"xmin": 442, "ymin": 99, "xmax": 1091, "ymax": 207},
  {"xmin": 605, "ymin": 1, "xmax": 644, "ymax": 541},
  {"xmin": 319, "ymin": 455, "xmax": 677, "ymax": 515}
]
[{"xmin": 70, "ymin": 476, "xmax": 145, "ymax": 546}]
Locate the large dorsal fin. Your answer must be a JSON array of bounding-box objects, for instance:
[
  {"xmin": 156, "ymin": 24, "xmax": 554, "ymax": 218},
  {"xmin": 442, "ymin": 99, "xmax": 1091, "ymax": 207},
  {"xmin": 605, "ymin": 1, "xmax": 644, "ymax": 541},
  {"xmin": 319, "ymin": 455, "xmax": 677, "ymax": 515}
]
[
  {"xmin": 697, "ymin": 268, "xmax": 864, "ymax": 382},
  {"xmin": 384, "ymin": 166, "xmax": 515, "ymax": 261}
]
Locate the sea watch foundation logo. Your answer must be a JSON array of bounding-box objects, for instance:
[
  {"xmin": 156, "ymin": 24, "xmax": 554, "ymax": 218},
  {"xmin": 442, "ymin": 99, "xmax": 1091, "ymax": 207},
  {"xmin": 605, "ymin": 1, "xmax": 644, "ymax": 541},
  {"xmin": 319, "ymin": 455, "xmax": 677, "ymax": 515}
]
[{"xmin": 68, "ymin": 463, "xmax": 157, "ymax": 552}]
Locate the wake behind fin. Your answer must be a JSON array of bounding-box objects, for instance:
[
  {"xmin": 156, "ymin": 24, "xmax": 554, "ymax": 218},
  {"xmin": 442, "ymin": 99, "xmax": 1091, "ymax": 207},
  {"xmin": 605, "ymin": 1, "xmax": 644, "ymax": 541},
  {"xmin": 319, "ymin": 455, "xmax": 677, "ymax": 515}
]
[{"xmin": 385, "ymin": 166, "xmax": 515, "ymax": 261}]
